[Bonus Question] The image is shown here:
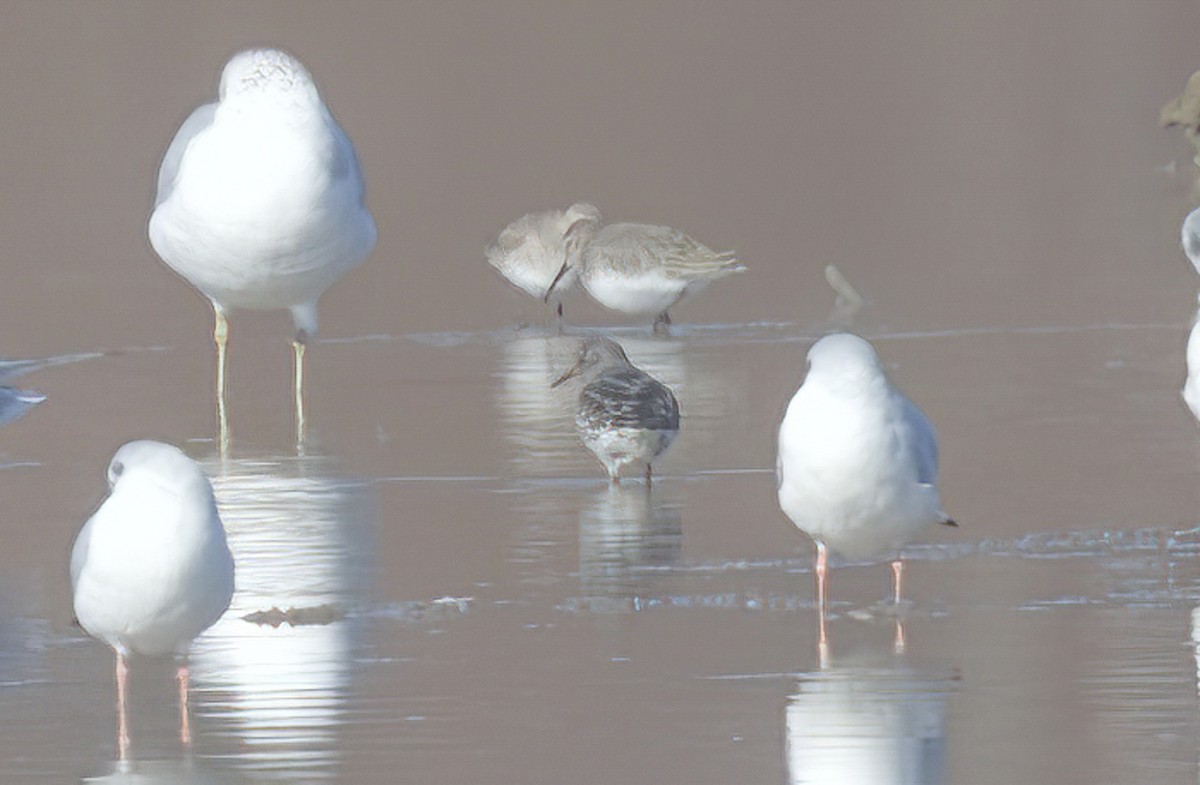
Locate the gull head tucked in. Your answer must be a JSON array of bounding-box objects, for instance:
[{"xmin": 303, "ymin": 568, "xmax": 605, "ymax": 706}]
[
  {"xmin": 70, "ymin": 440, "xmax": 234, "ymax": 759},
  {"xmin": 71, "ymin": 440, "xmax": 234, "ymax": 658}
]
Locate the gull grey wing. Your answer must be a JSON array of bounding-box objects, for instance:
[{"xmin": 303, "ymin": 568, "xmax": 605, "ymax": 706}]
[
  {"xmin": 69, "ymin": 514, "xmax": 95, "ymax": 591},
  {"xmin": 580, "ymin": 369, "xmax": 680, "ymax": 432},
  {"xmin": 0, "ymin": 386, "xmax": 44, "ymax": 426},
  {"xmin": 1185, "ymin": 209, "xmax": 1200, "ymax": 269},
  {"xmin": 155, "ymin": 102, "xmax": 217, "ymax": 207},
  {"xmin": 898, "ymin": 395, "xmax": 939, "ymax": 484},
  {"xmin": 327, "ymin": 118, "xmax": 367, "ymax": 199}
]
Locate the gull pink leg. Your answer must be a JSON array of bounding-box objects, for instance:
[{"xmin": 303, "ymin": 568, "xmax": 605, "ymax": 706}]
[
  {"xmin": 891, "ymin": 559, "xmax": 906, "ymax": 655},
  {"xmin": 115, "ymin": 652, "xmax": 131, "ymax": 762},
  {"xmin": 176, "ymin": 664, "xmax": 192, "ymax": 749},
  {"xmin": 815, "ymin": 541, "xmax": 829, "ymax": 667}
]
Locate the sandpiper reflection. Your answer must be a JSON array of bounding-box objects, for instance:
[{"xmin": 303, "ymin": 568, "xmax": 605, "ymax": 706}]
[
  {"xmin": 785, "ymin": 655, "xmax": 954, "ymax": 785},
  {"xmin": 187, "ymin": 452, "xmax": 374, "ymax": 780},
  {"xmin": 578, "ymin": 483, "xmax": 683, "ymax": 606}
]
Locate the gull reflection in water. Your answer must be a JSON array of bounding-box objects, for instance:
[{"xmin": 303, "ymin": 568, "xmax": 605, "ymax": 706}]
[
  {"xmin": 1192, "ymin": 608, "xmax": 1200, "ymax": 768},
  {"xmin": 785, "ymin": 655, "xmax": 955, "ymax": 785},
  {"xmin": 578, "ymin": 484, "xmax": 683, "ymax": 607},
  {"xmin": 82, "ymin": 758, "xmax": 233, "ymax": 784},
  {"xmin": 496, "ymin": 333, "xmax": 701, "ymax": 478},
  {"xmin": 187, "ymin": 452, "xmax": 375, "ymax": 780}
]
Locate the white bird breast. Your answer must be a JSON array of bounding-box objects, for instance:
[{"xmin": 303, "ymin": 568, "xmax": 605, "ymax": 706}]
[
  {"xmin": 1183, "ymin": 316, "xmax": 1200, "ymax": 422},
  {"xmin": 582, "ymin": 425, "xmax": 677, "ymax": 471},
  {"xmin": 582, "ymin": 267, "xmax": 693, "ymax": 315},
  {"xmin": 150, "ymin": 99, "xmax": 374, "ymax": 312},
  {"xmin": 776, "ymin": 385, "xmax": 941, "ymax": 560},
  {"xmin": 72, "ymin": 476, "xmax": 234, "ymax": 657}
]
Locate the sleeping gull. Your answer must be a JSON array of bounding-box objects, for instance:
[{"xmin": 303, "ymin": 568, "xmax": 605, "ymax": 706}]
[
  {"xmin": 148, "ymin": 48, "xmax": 376, "ymax": 452},
  {"xmin": 70, "ymin": 441, "xmax": 235, "ymax": 761},
  {"xmin": 552, "ymin": 336, "xmax": 680, "ymax": 484},
  {"xmin": 776, "ymin": 333, "xmax": 955, "ymax": 661}
]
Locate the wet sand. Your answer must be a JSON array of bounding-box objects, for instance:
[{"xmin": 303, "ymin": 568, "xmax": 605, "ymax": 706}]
[{"xmin": 2, "ymin": 2, "xmax": 1200, "ymax": 783}]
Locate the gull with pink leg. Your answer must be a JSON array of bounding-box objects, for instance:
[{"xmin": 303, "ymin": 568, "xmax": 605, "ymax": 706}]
[
  {"xmin": 776, "ymin": 333, "xmax": 956, "ymax": 665},
  {"xmin": 70, "ymin": 441, "xmax": 234, "ymax": 762}
]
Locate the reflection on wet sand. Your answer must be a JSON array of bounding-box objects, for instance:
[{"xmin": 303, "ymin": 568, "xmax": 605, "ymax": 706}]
[
  {"xmin": 785, "ymin": 656, "xmax": 955, "ymax": 785},
  {"xmin": 82, "ymin": 757, "xmax": 233, "ymax": 784},
  {"xmin": 493, "ymin": 333, "xmax": 581, "ymax": 477},
  {"xmin": 187, "ymin": 452, "xmax": 375, "ymax": 780},
  {"xmin": 577, "ymin": 484, "xmax": 683, "ymax": 606}
]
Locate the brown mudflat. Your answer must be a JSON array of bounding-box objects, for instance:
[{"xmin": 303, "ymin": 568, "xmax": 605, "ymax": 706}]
[{"xmin": 1, "ymin": 3, "xmax": 1199, "ymax": 784}]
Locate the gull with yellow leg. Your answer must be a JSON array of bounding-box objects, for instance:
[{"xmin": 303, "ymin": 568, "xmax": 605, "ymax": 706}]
[{"xmin": 149, "ymin": 48, "xmax": 376, "ymax": 453}]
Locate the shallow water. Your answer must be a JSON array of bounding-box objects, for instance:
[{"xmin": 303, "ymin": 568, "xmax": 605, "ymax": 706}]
[{"xmin": 2, "ymin": 2, "xmax": 1200, "ymax": 783}]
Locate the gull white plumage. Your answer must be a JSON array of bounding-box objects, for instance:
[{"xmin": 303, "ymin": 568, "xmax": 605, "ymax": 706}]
[
  {"xmin": 553, "ymin": 336, "xmax": 680, "ymax": 484},
  {"xmin": 571, "ymin": 222, "xmax": 744, "ymax": 333},
  {"xmin": 1184, "ymin": 309, "xmax": 1200, "ymax": 423},
  {"xmin": 1180, "ymin": 210, "xmax": 1200, "ymax": 422},
  {"xmin": 486, "ymin": 203, "xmax": 602, "ymax": 323},
  {"xmin": 776, "ymin": 333, "xmax": 954, "ymax": 657},
  {"xmin": 70, "ymin": 441, "xmax": 235, "ymax": 761},
  {"xmin": 148, "ymin": 48, "xmax": 377, "ymax": 450},
  {"xmin": 1183, "ymin": 206, "xmax": 1200, "ymax": 275}
]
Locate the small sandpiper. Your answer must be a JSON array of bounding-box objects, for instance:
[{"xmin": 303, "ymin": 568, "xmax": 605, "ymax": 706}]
[
  {"xmin": 486, "ymin": 203, "xmax": 602, "ymax": 323},
  {"xmin": 553, "ymin": 336, "xmax": 680, "ymax": 484},
  {"xmin": 558, "ymin": 221, "xmax": 744, "ymax": 333}
]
